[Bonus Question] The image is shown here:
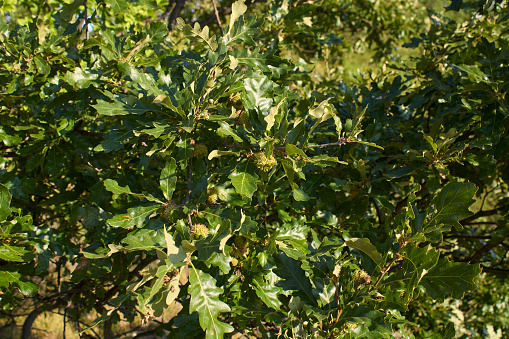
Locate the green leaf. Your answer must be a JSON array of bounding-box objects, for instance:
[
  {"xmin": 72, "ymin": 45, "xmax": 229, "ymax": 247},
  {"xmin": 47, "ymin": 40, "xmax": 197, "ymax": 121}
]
[
  {"xmin": 453, "ymin": 64, "xmax": 488, "ymax": 82},
  {"xmin": 276, "ymin": 224, "xmax": 308, "ymax": 259},
  {"xmin": 229, "ymin": 0, "xmax": 247, "ymax": 32},
  {"xmin": 160, "ymin": 158, "xmax": 177, "ymax": 201},
  {"xmin": 177, "ymin": 20, "xmax": 218, "ymax": 50},
  {"xmin": 441, "ymin": 322, "xmax": 456, "ymax": 339},
  {"xmin": 108, "ymin": 204, "xmax": 161, "ymax": 228},
  {"xmin": 424, "ymin": 181, "xmax": 477, "ymax": 232},
  {"xmin": 285, "ymin": 144, "xmax": 307, "ymax": 159},
  {"xmin": 345, "ymin": 238, "xmax": 383, "ymax": 266},
  {"xmin": 58, "ymin": 0, "xmax": 85, "ymax": 23},
  {"xmin": 243, "ymin": 75, "xmax": 273, "ymax": 112},
  {"xmin": 292, "ymin": 188, "xmax": 310, "ymax": 202},
  {"xmin": 385, "ymin": 244, "xmax": 441, "ymax": 304},
  {"xmin": 127, "ymin": 66, "xmax": 165, "ymax": 96},
  {"xmin": 0, "ymin": 268, "xmax": 38, "ymax": 295},
  {"xmin": 34, "ymin": 56, "xmax": 50, "ymax": 76},
  {"xmin": 195, "ymin": 221, "xmax": 231, "ymax": 262},
  {"xmin": 93, "ymin": 99, "xmax": 156, "ymax": 116},
  {"xmin": 274, "ymin": 252, "xmax": 316, "ymax": 305},
  {"xmin": 147, "ymin": 264, "xmax": 171, "ymax": 306},
  {"xmin": 105, "ymin": 0, "xmax": 129, "ymax": 15},
  {"xmin": 226, "ymin": 17, "xmax": 259, "ymax": 45},
  {"xmin": 94, "ymin": 128, "xmax": 133, "ymax": 153},
  {"xmin": 164, "ymin": 227, "xmax": 187, "ymax": 266},
  {"xmin": 229, "ymin": 167, "xmax": 258, "ymax": 199},
  {"xmin": 0, "ymin": 183, "xmax": 12, "ymax": 222},
  {"xmin": 420, "ymin": 258, "xmax": 481, "ymax": 301},
  {"xmin": 208, "ymin": 150, "xmax": 239, "ymax": 160},
  {"xmin": 231, "ymin": 48, "xmax": 270, "ymax": 71},
  {"xmin": 445, "ymin": 0, "xmax": 463, "ymax": 11},
  {"xmin": 349, "ymin": 139, "xmax": 384, "ymax": 150},
  {"xmin": 63, "ymin": 67, "xmax": 99, "ymax": 89},
  {"xmin": 0, "ymin": 244, "xmax": 31, "ymax": 262},
  {"xmin": 217, "ymin": 122, "xmax": 243, "ymax": 143},
  {"xmin": 122, "ymin": 228, "xmax": 165, "ymax": 250},
  {"xmin": 104, "ymin": 179, "xmax": 132, "ymax": 195},
  {"xmin": 189, "ymin": 266, "xmax": 234, "ymax": 338},
  {"xmin": 251, "ymin": 272, "xmax": 283, "ymax": 310}
]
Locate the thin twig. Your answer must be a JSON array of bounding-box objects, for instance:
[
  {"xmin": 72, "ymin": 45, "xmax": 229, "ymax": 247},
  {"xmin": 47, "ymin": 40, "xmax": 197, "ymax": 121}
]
[
  {"xmin": 444, "ymin": 234, "xmax": 492, "ymax": 240},
  {"xmin": 223, "ymin": 138, "xmax": 347, "ymax": 150},
  {"xmin": 372, "ymin": 198, "xmax": 384, "ymax": 226},
  {"xmin": 211, "ymin": 0, "xmax": 224, "ymax": 35},
  {"xmin": 179, "ymin": 157, "xmax": 193, "ymax": 207},
  {"xmin": 84, "ymin": 0, "xmax": 89, "ymax": 40},
  {"xmin": 468, "ymin": 236, "xmax": 509, "ymax": 264},
  {"xmin": 370, "ymin": 243, "xmax": 404, "ymax": 292},
  {"xmin": 304, "ymin": 139, "xmax": 347, "ymax": 148},
  {"xmin": 460, "ymin": 207, "xmax": 504, "ymax": 225},
  {"xmin": 480, "ymin": 265, "xmax": 509, "ymax": 275}
]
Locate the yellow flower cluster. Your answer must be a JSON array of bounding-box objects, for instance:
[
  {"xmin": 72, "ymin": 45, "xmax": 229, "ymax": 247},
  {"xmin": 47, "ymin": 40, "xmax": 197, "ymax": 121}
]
[{"xmin": 254, "ymin": 152, "xmax": 277, "ymax": 172}]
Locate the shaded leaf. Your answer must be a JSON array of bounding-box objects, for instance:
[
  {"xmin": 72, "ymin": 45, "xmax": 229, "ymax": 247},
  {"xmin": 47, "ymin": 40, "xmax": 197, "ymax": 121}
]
[
  {"xmin": 195, "ymin": 221, "xmax": 231, "ymax": 262},
  {"xmin": 425, "ymin": 181, "xmax": 477, "ymax": 232},
  {"xmin": 274, "ymin": 252, "xmax": 316, "ymax": 305},
  {"xmin": 420, "ymin": 258, "xmax": 481, "ymax": 301},
  {"xmin": 0, "ymin": 183, "xmax": 11, "ymax": 222}
]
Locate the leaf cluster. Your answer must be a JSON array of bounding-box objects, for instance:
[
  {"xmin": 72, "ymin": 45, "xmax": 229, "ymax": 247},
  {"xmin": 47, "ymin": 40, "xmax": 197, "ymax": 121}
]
[{"xmin": 1, "ymin": 0, "xmax": 508, "ymax": 338}]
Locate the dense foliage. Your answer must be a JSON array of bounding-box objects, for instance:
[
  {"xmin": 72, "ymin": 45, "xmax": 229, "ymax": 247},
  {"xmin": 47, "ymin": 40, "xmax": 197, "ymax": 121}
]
[{"xmin": 1, "ymin": 0, "xmax": 508, "ymax": 338}]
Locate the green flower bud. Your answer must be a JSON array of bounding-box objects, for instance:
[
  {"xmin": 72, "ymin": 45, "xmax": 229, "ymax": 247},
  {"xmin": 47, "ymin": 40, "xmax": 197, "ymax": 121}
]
[
  {"xmin": 193, "ymin": 143, "xmax": 208, "ymax": 158},
  {"xmin": 254, "ymin": 152, "xmax": 277, "ymax": 172}
]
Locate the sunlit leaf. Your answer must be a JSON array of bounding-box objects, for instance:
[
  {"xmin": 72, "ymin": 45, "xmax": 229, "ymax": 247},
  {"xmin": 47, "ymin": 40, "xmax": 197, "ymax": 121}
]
[{"xmin": 189, "ymin": 266, "xmax": 233, "ymax": 338}]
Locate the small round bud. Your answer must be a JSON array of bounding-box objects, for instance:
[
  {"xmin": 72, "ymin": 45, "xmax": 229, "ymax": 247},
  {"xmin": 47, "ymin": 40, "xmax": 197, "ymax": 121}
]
[
  {"xmin": 162, "ymin": 200, "xmax": 177, "ymax": 219},
  {"xmin": 191, "ymin": 223, "xmax": 209, "ymax": 237},
  {"xmin": 208, "ymin": 99, "xmax": 214, "ymax": 104},
  {"xmin": 230, "ymin": 92, "xmax": 243, "ymax": 109},
  {"xmin": 254, "ymin": 152, "xmax": 277, "ymax": 172},
  {"xmin": 233, "ymin": 236, "xmax": 248, "ymax": 250},
  {"xmin": 207, "ymin": 187, "xmax": 219, "ymax": 204},
  {"xmin": 235, "ymin": 111, "xmax": 249, "ymax": 127},
  {"xmin": 352, "ymin": 270, "xmax": 371, "ymax": 289},
  {"xmin": 193, "ymin": 143, "xmax": 208, "ymax": 158}
]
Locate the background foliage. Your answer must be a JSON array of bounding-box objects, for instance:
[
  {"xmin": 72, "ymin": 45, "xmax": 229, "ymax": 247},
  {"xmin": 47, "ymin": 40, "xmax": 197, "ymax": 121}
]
[{"xmin": 1, "ymin": 0, "xmax": 508, "ymax": 338}]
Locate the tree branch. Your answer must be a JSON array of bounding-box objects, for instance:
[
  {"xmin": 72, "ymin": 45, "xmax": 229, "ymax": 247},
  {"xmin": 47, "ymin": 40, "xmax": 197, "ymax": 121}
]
[
  {"xmin": 371, "ymin": 197, "xmax": 384, "ymax": 226},
  {"xmin": 211, "ymin": 0, "xmax": 224, "ymax": 36},
  {"xmin": 468, "ymin": 234, "xmax": 509, "ymax": 264},
  {"xmin": 197, "ymin": 0, "xmax": 263, "ymax": 28},
  {"xmin": 444, "ymin": 234, "xmax": 492, "ymax": 240},
  {"xmin": 460, "ymin": 207, "xmax": 504, "ymax": 225},
  {"xmin": 480, "ymin": 265, "xmax": 509, "ymax": 275},
  {"xmin": 167, "ymin": 0, "xmax": 187, "ymax": 30},
  {"xmin": 178, "ymin": 157, "xmax": 193, "ymax": 208}
]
